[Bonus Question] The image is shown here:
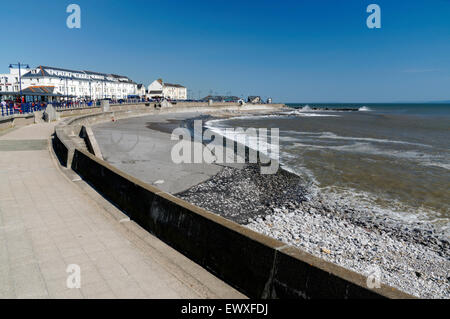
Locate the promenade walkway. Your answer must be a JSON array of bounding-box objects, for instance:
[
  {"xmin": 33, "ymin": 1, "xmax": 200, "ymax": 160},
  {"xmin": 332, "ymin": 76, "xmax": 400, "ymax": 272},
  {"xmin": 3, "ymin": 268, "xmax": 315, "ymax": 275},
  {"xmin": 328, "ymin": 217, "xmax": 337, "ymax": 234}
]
[{"xmin": 0, "ymin": 122, "xmax": 244, "ymax": 299}]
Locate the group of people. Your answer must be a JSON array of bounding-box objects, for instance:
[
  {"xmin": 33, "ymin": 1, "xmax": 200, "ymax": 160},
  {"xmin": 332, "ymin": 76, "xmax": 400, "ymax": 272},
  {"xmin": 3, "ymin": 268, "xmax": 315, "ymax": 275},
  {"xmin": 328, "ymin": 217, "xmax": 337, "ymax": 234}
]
[
  {"xmin": 1, "ymin": 97, "xmax": 150, "ymax": 116},
  {"xmin": 0, "ymin": 99, "xmax": 47, "ymax": 115}
]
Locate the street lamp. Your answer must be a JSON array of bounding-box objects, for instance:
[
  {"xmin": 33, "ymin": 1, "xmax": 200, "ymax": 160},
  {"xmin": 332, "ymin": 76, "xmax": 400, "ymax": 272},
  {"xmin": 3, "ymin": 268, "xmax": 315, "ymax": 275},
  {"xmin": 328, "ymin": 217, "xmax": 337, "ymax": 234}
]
[
  {"xmin": 60, "ymin": 77, "xmax": 68, "ymax": 103},
  {"xmin": 88, "ymin": 76, "xmax": 92, "ymax": 101},
  {"xmin": 9, "ymin": 62, "xmax": 30, "ymax": 101}
]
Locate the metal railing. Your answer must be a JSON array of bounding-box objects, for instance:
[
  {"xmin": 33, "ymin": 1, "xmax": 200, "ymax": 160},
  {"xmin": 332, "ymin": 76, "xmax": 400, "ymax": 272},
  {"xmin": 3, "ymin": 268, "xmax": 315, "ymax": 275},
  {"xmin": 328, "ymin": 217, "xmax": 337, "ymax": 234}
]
[
  {"xmin": 0, "ymin": 98, "xmax": 154, "ymax": 117},
  {"xmin": 1, "ymin": 102, "xmax": 45, "ymax": 117}
]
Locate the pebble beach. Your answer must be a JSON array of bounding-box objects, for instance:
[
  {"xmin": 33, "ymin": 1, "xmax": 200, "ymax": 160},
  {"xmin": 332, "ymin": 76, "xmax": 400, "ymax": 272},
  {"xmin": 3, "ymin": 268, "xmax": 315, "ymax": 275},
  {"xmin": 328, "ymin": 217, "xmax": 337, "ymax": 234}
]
[{"xmin": 178, "ymin": 164, "xmax": 450, "ymax": 299}]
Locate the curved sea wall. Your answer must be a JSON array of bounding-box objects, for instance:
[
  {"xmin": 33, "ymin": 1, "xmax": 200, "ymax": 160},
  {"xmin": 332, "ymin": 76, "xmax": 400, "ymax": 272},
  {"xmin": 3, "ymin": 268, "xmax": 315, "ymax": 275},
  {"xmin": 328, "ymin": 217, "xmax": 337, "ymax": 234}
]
[{"xmin": 52, "ymin": 104, "xmax": 413, "ymax": 299}]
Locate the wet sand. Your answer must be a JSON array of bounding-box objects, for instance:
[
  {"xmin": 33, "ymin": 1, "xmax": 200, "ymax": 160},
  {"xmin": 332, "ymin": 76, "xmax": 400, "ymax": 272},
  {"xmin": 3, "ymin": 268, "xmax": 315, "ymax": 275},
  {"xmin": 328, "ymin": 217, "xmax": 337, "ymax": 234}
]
[{"xmin": 92, "ymin": 112, "xmax": 225, "ymax": 194}]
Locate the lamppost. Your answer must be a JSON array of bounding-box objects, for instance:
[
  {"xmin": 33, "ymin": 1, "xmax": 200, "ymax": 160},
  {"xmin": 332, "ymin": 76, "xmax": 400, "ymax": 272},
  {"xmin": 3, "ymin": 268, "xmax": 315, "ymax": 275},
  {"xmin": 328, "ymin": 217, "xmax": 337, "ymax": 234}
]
[
  {"xmin": 60, "ymin": 77, "xmax": 68, "ymax": 103},
  {"xmin": 83, "ymin": 71, "xmax": 93, "ymax": 102},
  {"xmin": 9, "ymin": 62, "xmax": 30, "ymax": 101},
  {"xmin": 88, "ymin": 76, "xmax": 92, "ymax": 101}
]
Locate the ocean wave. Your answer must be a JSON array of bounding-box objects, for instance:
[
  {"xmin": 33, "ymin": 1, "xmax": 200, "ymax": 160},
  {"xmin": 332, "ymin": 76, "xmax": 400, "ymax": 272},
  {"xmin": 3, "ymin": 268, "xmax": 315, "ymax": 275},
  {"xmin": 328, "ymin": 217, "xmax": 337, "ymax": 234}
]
[
  {"xmin": 288, "ymin": 141, "xmax": 449, "ymax": 170},
  {"xmin": 319, "ymin": 132, "xmax": 430, "ymax": 147},
  {"xmin": 279, "ymin": 158, "xmax": 447, "ymax": 227},
  {"xmin": 286, "ymin": 131, "xmax": 430, "ymax": 147},
  {"xmin": 283, "ymin": 110, "xmax": 341, "ymax": 117},
  {"xmin": 320, "ymin": 186, "xmax": 445, "ymax": 225},
  {"xmin": 301, "ymin": 105, "xmax": 312, "ymax": 111},
  {"xmin": 359, "ymin": 106, "xmax": 372, "ymax": 112},
  {"xmin": 205, "ymin": 124, "xmax": 280, "ymax": 161},
  {"xmin": 421, "ymin": 162, "xmax": 450, "ymax": 171},
  {"xmin": 279, "ymin": 135, "xmax": 302, "ymax": 142}
]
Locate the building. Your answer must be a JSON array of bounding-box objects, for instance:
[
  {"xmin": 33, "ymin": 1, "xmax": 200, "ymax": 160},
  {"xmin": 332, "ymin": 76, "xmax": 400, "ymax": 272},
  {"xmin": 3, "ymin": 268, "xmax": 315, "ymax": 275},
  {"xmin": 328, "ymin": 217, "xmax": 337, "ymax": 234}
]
[
  {"xmin": 0, "ymin": 65, "xmax": 139, "ymax": 101},
  {"xmin": 147, "ymin": 79, "xmax": 187, "ymax": 100},
  {"xmin": 136, "ymin": 84, "xmax": 147, "ymax": 98},
  {"xmin": 0, "ymin": 67, "xmax": 25, "ymax": 96}
]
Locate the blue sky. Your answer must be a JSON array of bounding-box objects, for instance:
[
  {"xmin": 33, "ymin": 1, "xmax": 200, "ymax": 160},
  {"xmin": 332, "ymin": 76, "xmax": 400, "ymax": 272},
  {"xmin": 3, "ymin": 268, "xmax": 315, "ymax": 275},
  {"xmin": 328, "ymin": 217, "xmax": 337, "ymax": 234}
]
[{"xmin": 1, "ymin": 0, "xmax": 449, "ymax": 102}]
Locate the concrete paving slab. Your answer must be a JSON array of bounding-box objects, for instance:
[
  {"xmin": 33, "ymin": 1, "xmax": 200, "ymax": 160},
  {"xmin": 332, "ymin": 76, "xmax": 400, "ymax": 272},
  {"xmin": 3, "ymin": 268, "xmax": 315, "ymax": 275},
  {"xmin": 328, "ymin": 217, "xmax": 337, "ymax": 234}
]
[{"xmin": 0, "ymin": 121, "xmax": 245, "ymax": 299}]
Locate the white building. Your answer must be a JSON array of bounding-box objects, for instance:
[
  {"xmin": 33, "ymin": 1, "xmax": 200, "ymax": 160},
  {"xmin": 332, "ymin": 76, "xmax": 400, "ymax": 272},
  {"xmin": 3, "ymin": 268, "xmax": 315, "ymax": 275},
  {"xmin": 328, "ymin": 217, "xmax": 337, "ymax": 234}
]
[
  {"xmin": 147, "ymin": 79, "xmax": 187, "ymax": 100},
  {"xmin": 136, "ymin": 84, "xmax": 146, "ymax": 98},
  {"xmin": 0, "ymin": 67, "xmax": 23, "ymax": 95},
  {"xmin": 0, "ymin": 65, "xmax": 139, "ymax": 100}
]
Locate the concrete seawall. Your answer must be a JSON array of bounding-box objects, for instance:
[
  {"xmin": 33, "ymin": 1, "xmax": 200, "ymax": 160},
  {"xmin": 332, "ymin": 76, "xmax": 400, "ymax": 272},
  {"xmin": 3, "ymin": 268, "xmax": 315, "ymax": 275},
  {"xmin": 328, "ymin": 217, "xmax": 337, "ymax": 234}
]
[
  {"xmin": 52, "ymin": 104, "xmax": 414, "ymax": 299},
  {"xmin": 55, "ymin": 101, "xmax": 286, "ymax": 118}
]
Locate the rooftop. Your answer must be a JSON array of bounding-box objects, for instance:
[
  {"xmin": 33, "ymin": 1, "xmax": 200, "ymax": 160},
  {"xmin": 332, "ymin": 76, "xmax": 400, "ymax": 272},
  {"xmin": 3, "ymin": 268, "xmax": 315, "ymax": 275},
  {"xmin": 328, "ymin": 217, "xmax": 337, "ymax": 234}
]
[
  {"xmin": 21, "ymin": 66, "xmax": 136, "ymax": 84},
  {"xmin": 164, "ymin": 83, "xmax": 185, "ymax": 88}
]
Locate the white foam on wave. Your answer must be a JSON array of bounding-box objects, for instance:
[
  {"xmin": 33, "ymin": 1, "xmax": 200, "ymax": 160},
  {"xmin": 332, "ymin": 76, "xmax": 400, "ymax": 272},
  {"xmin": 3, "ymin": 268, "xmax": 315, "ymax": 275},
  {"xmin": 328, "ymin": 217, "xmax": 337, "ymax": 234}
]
[
  {"xmin": 278, "ymin": 154, "xmax": 320, "ymax": 194},
  {"xmin": 207, "ymin": 121, "xmax": 445, "ymax": 171},
  {"xmin": 299, "ymin": 113, "xmax": 340, "ymax": 117},
  {"xmin": 301, "ymin": 105, "xmax": 312, "ymax": 111},
  {"xmin": 288, "ymin": 141, "xmax": 450, "ymax": 170},
  {"xmin": 276, "ymin": 149, "xmax": 450, "ymax": 233},
  {"xmin": 205, "ymin": 118, "xmax": 228, "ymax": 128},
  {"xmin": 283, "ymin": 110, "xmax": 341, "ymax": 117},
  {"xmin": 320, "ymin": 186, "xmax": 446, "ymax": 225},
  {"xmin": 279, "ymin": 135, "xmax": 301, "ymax": 142},
  {"xmin": 278, "ymin": 155, "xmax": 448, "ymax": 228},
  {"xmin": 421, "ymin": 161, "xmax": 450, "ymax": 171},
  {"xmin": 287, "ymin": 131, "xmax": 430, "ymax": 147},
  {"xmin": 207, "ymin": 118, "xmax": 449, "ymax": 230},
  {"xmin": 318, "ymin": 132, "xmax": 430, "ymax": 147},
  {"xmin": 215, "ymin": 114, "xmax": 283, "ymax": 122},
  {"xmin": 205, "ymin": 121, "xmax": 280, "ymax": 161},
  {"xmin": 359, "ymin": 106, "xmax": 372, "ymax": 112}
]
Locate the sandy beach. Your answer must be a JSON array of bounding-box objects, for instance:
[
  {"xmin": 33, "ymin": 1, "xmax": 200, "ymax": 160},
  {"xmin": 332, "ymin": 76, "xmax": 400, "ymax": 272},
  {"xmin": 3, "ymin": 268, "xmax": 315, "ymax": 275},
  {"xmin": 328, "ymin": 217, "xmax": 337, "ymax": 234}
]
[{"xmin": 91, "ymin": 107, "xmax": 283, "ymax": 193}]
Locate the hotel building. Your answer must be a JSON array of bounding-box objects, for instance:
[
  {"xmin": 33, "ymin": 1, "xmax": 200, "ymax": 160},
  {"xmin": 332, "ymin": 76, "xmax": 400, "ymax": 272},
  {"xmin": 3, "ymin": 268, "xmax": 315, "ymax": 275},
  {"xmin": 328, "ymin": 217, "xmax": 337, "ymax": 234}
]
[
  {"xmin": 0, "ymin": 65, "xmax": 140, "ymax": 101},
  {"xmin": 148, "ymin": 79, "xmax": 187, "ymax": 100}
]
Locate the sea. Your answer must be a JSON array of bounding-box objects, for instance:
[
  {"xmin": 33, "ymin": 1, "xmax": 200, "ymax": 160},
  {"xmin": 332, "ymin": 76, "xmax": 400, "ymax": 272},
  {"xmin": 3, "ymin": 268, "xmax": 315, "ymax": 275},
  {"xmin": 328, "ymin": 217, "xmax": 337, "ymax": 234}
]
[{"xmin": 205, "ymin": 103, "xmax": 450, "ymax": 233}]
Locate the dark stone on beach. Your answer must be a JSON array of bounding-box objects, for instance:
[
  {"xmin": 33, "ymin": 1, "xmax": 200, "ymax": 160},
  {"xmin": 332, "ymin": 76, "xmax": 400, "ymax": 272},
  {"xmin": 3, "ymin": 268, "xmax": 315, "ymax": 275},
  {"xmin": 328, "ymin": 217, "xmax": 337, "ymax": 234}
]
[{"xmin": 177, "ymin": 163, "xmax": 307, "ymax": 224}]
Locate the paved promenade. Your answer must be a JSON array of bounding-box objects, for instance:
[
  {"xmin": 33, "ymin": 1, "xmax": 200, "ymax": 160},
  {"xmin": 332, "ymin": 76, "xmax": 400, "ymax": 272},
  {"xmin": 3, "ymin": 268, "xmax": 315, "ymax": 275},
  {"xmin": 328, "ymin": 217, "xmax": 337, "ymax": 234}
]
[{"xmin": 0, "ymin": 122, "xmax": 244, "ymax": 299}]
